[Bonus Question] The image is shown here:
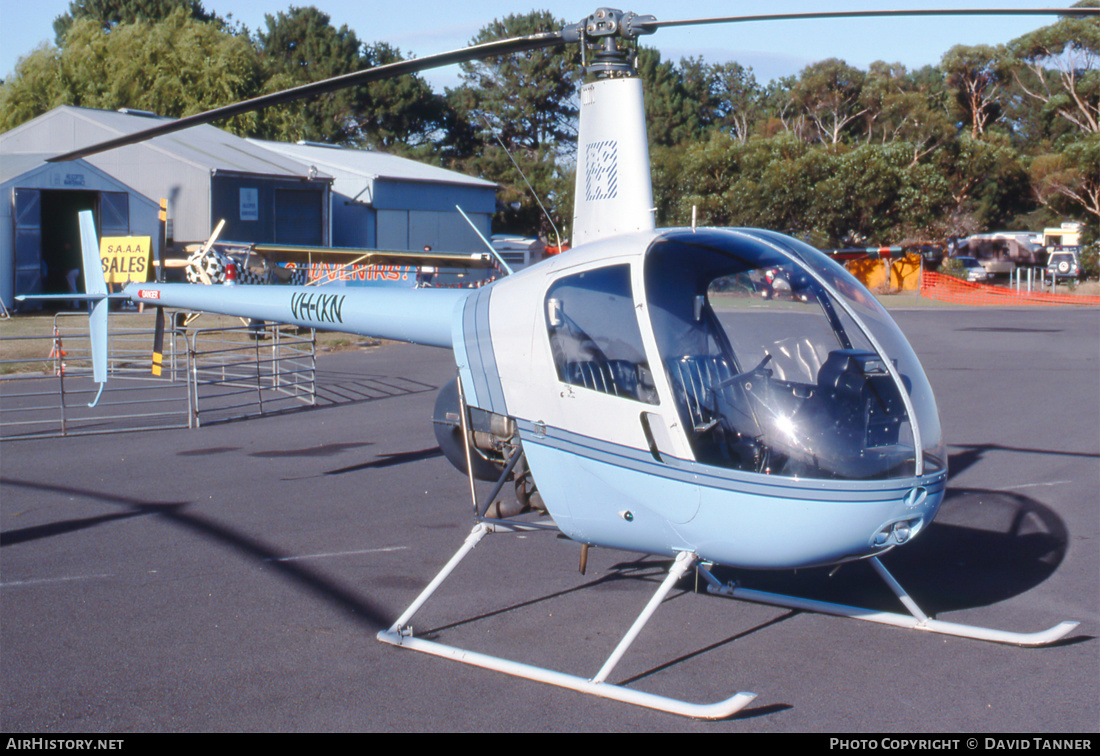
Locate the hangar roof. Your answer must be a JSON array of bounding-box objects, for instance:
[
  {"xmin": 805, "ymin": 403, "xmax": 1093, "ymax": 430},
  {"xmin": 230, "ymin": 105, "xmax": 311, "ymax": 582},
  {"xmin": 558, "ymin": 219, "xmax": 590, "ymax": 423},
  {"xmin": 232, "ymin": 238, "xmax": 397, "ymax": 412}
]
[
  {"xmin": 0, "ymin": 153, "xmax": 154, "ymax": 205},
  {"xmin": 247, "ymin": 139, "xmax": 495, "ymax": 189},
  {"xmin": 1, "ymin": 107, "xmax": 330, "ymax": 181},
  {"xmin": 0, "ymin": 153, "xmax": 54, "ymax": 184}
]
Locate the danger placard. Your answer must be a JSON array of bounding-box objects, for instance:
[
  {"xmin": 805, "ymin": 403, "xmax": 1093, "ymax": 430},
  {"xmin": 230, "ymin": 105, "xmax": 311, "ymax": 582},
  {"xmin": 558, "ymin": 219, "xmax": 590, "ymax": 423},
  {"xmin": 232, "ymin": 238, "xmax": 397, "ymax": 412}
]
[{"xmin": 100, "ymin": 237, "xmax": 152, "ymax": 284}]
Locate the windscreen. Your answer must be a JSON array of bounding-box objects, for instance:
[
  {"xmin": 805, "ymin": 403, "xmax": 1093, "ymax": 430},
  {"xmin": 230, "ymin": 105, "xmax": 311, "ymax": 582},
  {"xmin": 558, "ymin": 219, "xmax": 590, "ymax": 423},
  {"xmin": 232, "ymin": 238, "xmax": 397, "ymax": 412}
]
[{"xmin": 644, "ymin": 229, "xmax": 944, "ymax": 481}]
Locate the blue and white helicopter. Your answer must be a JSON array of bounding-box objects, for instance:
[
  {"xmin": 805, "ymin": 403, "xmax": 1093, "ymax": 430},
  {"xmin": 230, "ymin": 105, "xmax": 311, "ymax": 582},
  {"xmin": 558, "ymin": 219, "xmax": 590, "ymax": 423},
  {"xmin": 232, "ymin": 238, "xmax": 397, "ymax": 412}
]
[{"xmin": 41, "ymin": 7, "xmax": 1091, "ymax": 719}]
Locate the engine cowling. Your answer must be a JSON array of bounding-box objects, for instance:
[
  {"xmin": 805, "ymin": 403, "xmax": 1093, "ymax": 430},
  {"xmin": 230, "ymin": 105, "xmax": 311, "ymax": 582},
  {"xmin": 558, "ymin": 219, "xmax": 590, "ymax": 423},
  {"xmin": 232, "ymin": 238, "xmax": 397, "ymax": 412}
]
[{"xmin": 432, "ymin": 378, "xmax": 517, "ymax": 481}]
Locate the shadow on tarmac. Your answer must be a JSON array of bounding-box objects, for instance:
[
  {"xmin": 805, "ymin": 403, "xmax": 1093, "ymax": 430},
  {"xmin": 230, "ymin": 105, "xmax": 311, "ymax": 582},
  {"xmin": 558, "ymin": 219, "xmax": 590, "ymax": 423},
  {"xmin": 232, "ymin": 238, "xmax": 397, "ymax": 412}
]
[{"xmin": 0, "ymin": 478, "xmax": 393, "ymax": 630}]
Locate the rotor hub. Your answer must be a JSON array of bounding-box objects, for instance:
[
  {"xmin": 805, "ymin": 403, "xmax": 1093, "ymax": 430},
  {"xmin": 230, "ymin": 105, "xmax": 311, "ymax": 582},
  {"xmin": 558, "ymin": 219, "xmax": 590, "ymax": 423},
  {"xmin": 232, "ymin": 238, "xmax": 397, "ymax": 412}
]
[
  {"xmin": 565, "ymin": 8, "xmax": 657, "ymax": 77},
  {"xmin": 577, "ymin": 7, "xmax": 656, "ymax": 39}
]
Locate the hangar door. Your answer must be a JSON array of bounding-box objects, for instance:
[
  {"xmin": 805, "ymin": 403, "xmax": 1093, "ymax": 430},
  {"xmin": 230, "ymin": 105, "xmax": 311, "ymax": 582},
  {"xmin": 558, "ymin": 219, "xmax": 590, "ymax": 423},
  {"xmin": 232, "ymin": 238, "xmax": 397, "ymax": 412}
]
[
  {"xmin": 12, "ymin": 189, "xmax": 130, "ymax": 299},
  {"xmin": 13, "ymin": 188, "xmax": 42, "ymax": 297},
  {"xmin": 275, "ymin": 189, "xmax": 323, "ymax": 246},
  {"xmin": 376, "ymin": 209, "xmax": 488, "ymax": 252}
]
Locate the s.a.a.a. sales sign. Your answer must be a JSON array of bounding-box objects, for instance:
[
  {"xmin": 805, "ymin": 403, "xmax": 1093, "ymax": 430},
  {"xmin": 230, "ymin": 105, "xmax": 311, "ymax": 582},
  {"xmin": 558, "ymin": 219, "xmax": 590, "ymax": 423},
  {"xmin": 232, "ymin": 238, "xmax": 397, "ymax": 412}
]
[{"xmin": 99, "ymin": 237, "xmax": 152, "ymax": 284}]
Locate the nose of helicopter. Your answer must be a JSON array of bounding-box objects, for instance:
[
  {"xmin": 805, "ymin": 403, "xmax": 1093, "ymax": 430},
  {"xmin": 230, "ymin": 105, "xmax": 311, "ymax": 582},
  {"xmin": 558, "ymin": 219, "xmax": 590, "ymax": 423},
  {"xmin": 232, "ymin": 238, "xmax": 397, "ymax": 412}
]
[
  {"xmin": 869, "ymin": 485, "xmax": 941, "ymax": 548},
  {"xmin": 683, "ymin": 474, "xmax": 946, "ymax": 570}
]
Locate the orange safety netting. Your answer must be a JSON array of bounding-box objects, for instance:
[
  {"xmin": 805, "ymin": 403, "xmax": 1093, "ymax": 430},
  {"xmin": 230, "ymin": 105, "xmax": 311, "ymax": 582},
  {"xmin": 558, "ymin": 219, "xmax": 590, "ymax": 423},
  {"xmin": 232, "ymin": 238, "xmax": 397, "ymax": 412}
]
[{"xmin": 920, "ymin": 271, "xmax": 1100, "ymax": 307}]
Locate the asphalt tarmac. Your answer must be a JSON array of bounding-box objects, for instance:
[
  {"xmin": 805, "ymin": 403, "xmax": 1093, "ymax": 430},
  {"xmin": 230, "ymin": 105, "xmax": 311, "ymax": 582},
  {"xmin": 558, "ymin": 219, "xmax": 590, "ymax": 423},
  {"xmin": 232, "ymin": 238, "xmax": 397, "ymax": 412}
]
[{"xmin": 1, "ymin": 306, "xmax": 1097, "ymax": 733}]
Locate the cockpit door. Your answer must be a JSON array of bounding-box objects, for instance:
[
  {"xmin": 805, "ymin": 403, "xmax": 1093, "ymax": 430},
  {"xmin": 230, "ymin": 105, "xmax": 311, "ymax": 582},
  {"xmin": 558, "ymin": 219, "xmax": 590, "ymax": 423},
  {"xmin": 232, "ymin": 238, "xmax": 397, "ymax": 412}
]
[{"xmin": 539, "ymin": 261, "xmax": 700, "ymax": 525}]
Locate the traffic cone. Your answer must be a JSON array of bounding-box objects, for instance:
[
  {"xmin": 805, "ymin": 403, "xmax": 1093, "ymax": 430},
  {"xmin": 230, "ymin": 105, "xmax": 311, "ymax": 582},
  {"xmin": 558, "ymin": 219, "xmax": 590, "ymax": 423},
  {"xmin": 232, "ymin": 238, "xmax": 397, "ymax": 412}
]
[{"xmin": 48, "ymin": 328, "xmax": 67, "ymax": 376}]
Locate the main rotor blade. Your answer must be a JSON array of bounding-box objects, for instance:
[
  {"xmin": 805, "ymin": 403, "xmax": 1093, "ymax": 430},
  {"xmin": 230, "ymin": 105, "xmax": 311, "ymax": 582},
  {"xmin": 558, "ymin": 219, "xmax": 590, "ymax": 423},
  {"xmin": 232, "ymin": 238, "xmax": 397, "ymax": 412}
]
[
  {"xmin": 640, "ymin": 6, "xmax": 1099, "ymax": 32},
  {"xmin": 48, "ymin": 6, "xmax": 1098, "ymax": 164},
  {"xmin": 48, "ymin": 31, "xmax": 565, "ymax": 163}
]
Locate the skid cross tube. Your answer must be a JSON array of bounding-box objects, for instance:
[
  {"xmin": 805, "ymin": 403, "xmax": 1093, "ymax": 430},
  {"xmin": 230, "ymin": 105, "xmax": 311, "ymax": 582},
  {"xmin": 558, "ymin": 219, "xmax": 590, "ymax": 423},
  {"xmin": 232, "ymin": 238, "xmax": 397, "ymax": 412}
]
[
  {"xmin": 377, "ymin": 524, "xmax": 756, "ymax": 719},
  {"xmin": 699, "ymin": 557, "xmax": 1078, "ymax": 647}
]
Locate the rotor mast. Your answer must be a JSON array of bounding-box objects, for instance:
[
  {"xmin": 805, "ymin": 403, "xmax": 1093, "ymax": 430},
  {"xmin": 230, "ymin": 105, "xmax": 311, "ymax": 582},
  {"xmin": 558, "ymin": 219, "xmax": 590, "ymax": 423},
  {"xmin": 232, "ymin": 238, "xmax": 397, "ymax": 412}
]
[{"xmin": 570, "ymin": 9, "xmax": 658, "ymax": 247}]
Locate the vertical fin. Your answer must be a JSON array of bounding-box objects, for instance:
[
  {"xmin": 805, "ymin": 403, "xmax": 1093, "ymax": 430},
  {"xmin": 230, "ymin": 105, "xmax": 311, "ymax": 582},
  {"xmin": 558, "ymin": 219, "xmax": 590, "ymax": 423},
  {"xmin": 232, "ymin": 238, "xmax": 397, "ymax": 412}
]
[
  {"xmin": 79, "ymin": 210, "xmax": 107, "ymax": 297},
  {"xmin": 78, "ymin": 210, "xmax": 109, "ymax": 401}
]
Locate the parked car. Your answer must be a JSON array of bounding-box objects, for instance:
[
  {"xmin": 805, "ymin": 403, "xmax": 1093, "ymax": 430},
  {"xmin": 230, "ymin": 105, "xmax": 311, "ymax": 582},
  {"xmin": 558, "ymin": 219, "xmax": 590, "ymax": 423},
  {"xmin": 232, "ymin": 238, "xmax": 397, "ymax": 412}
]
[
  {"xmin": 1046, "ymin": 247, "xmax": 1082, "ymax": 282},
  {"xmin": 956, "ymin": 256, "xmax": 990, "ymax": 282}
]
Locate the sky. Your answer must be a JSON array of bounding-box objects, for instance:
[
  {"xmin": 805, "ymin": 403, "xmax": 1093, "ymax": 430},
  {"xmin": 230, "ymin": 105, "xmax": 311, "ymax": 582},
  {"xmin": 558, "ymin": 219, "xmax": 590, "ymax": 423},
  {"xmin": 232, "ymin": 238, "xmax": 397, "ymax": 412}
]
[{"xmin": 0, "ymin": 0, "xmax": 1080, "ymax": 88}]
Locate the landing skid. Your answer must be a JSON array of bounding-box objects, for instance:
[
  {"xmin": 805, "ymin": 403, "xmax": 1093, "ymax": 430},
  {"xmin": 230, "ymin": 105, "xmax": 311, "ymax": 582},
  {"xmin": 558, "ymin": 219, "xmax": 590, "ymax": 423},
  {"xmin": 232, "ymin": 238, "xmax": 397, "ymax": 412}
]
[
  {"xmin": 377, "ymin": 523, "xmax": 1078, "ymax": 720},
  {"xmin": 376, "ymin": 522, "xmax": 757, "ymax": 720},
  {"xmin": 698, "ymin": 557, "xmax": 1079, "ymax": 647},
  {"xmin": 380, "ymin": 393, "xmax": 1075, "ymax": 716}
]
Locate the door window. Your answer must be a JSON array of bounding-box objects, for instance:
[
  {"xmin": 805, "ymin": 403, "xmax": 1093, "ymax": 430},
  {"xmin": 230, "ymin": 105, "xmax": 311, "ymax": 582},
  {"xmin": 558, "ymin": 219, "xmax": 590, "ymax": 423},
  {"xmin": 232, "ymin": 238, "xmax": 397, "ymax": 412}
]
[{"xmin": 545, "ymin": 264, "xmax": 658, "ymax": 404}]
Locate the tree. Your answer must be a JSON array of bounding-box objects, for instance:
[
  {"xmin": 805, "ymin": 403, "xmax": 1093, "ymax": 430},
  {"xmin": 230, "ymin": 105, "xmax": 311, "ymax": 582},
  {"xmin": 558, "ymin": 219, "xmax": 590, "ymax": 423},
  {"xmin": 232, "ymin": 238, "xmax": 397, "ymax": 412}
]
[
  {"xmin": 758, "ymin": 75, "xmax": 810, "ymax": 139},
  {"xmin": 857, "ymin": 62, "xmax": 954, "ymax": 165},
  {"xmin": 813, "ymin": 142, "xmax": 950, "ymax": 244},
  {"xmin": 1030, "ymin": 133, "xmax": 1100, "ymax": 220},
  {"xmin": 791, "ymin": 59, "xmax": 867, "ymax": 145},
  {"xmin": 253, "ymin": 8, "xmax": 449, "ymax": 152},
  {"xmin": 709, "ymin": 61, "xmax": 764, "ymax": 142},
  {"xmin": 0, "ymin": 11, "xmax": 262, "ymax": 133},
  {"xmin": 1007, "ymin": 1, "xmax": 1100, "ymax": 135},
  {"xmin": 933, "ymin": 134, "xmax": 1031, "ymax": 232},
  {"xmin": 857, "ymin": 62, "xmax": 918, "ymax": 144},
  {"xmin": 677, "ymin": 56, "xmax": 721, "ymax": 132},
  {"xmin": 635, "ymin": 47, "xmax": 702, "ymax": 147},
  {"xmin": 1001, "ymin": 3, "xmax": 1100, "ymax": 225},
  {"xmin": 670, "ymin": 133, "xmax": 848, "ymax": 241},
  {"xmin": 447, "ymin": 11, "xmax": 582, "ymax": 237},
  {"xmin": 252, "ymin": 6, "xmax": 367, "ymax": 145},
  {"xmin": 351, "ymin": 42, "xmax": 451, "ymax": 156},
  {"xmin": 0, "ymin": 45, "xmax": 67, "ymax": 130},
  {"xmin": 452, "ymin": 11, "xmax": 580, "ymax": 154},
  {"xmin": 941, "ymin": 44, "xmax": 1009, "ymax": 137},
  {"xmin": 52, "ymin": 0, "xmax": 227, "ymax": 43}
]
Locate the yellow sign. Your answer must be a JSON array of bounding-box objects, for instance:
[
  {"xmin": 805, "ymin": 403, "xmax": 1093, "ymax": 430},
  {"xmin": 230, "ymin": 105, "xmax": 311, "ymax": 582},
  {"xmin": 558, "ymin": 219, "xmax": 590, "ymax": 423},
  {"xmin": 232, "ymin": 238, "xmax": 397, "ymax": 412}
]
[{"xmin": 100, "ymin": 237, "xmax": 152, "ymax": 284}]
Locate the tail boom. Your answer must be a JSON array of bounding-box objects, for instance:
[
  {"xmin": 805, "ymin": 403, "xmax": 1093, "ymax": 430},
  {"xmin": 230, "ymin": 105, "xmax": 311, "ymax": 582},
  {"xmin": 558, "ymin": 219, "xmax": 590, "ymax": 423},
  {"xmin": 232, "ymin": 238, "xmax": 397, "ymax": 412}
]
[{"xmin": 125, "ymin": 282, "xmax": 468, "ymax": 349}]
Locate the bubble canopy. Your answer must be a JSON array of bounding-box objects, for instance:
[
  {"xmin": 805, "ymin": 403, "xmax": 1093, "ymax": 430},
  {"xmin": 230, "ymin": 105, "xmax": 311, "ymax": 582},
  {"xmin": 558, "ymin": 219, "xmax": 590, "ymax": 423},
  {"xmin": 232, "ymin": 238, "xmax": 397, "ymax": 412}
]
[{"xmin": 644, "ymin": 229, "xmax": 945, "ymax": 481}]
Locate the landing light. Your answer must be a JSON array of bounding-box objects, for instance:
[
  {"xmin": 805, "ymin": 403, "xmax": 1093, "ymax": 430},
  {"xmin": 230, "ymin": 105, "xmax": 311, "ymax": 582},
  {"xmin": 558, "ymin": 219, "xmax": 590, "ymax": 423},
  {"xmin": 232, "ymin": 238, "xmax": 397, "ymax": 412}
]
[
  {"xmin": 892, "ymin": 520, "xmax": 912, "ymax": 544},
  {"xmin": 872, "ymin": 518, "xmax": 922, "ymax": 547}
]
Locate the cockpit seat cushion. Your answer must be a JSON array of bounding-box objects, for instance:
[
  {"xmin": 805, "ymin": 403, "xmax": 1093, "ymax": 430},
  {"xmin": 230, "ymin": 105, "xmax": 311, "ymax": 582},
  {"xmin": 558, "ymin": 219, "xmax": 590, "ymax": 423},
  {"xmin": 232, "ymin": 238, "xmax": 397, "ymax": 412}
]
[
  {"xmin": 665, "ymin": 355, "xmax": 734, "ymax": 430},
  {"xmin": 562, "ymin": 359, "xmax": 640, "ymax": 399}
]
